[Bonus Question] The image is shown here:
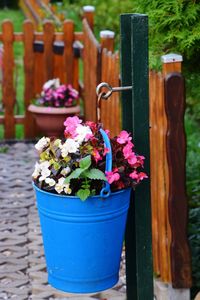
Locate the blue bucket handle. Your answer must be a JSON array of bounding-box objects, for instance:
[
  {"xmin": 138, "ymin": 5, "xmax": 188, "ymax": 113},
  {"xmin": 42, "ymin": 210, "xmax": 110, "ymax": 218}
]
[{"xmin": 99, "ymin": 128, "xmax": 112, "ymax": 198}]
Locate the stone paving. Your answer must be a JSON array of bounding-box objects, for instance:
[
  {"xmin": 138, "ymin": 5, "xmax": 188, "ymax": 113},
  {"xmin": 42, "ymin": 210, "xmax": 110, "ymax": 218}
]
[{"xmin": 0, "ymin": 142, "xmax": 126, "ymax": 300}]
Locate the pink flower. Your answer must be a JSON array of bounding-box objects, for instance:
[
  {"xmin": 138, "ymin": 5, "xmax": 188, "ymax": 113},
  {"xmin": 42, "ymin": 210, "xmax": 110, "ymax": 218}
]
[
  {"xmin": 137, "ymin": 172, "xmax": 148, "ymax": 182},
  {"xmin": 85, "ymin": 121, "xmax": 97, "ymax": 131},
  {"xmin": 129, "ymin": 170, "xmax": 138, "ymax": 180},
  {"xmin": 85, "ymin": 133, "xmax": 93, "ymax": 141},
  {"xmin": 129, "ymin": 171, "xmax": 148, "ymax": 182},
  {"xmin": 106, "ymin": 170, "xmax": 120, "ymax": 184},
  {"xmin": 92, "ymin": 149, "xmax": 102, "ymax": 163},
  {"xmin": 117, "ymin": 130, "xmax": 132, "ymax": 144},
  {"xmin": 123, "ymin": 141, "xmax": 134, "ymax": 158},
  {"xmin": 137, "ymin": 155, "xmax": 145, "ymax": 167},
  {"xmin": 127, "ymin": 152, "xmax": 137, "ymax": 165},
  {"xmin": 64, "ymin": 116, "xmax": 82, "ymax": 137},
  {"xmin": 103, "ymin": 147, "xmax": 110, "ymax": 156},
  {"xmin": 105, "ymin": 129, "xmax": 110, "ymax": 137}
]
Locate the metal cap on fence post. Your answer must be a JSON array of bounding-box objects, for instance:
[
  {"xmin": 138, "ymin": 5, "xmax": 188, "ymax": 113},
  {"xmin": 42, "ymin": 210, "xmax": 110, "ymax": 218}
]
[
  {"xmin": 161, "ymin": 53, "xmax": 183, "ymax": 76},
  {"xmin": 82, "ymin": 5, "xmax": 95, "ymax": 31},
  {"xmin": 100, "ymin": 30, "xmax": 115, "ymax": 51}
]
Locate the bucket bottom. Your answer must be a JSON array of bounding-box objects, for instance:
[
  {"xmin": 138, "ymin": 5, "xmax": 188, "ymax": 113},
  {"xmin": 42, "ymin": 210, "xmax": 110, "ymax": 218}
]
[{"xmin": 48, "ymin": 273, "xmax": 119, "ymax": 293}]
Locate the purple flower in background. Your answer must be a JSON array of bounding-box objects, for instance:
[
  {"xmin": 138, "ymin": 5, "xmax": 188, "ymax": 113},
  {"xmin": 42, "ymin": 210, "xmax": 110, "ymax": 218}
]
[{"xmin": 34, "ymin": 78, "xmax": 79, "ymax": 107}]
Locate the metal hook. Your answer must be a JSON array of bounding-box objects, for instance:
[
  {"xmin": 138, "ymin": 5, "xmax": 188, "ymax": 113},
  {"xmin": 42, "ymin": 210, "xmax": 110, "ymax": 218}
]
[{"xmin": 96, "ymin": 82, "xmax": 132, "ymax": 99}]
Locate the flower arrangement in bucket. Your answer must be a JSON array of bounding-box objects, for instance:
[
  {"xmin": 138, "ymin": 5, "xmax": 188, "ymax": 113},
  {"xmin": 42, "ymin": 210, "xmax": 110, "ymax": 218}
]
[
  {"xmin": 32, "ymin": 116, "xmax": 147, "ymax": 293},
  {"xmin": 28, "ymin": 79, "xmax": 80, "ymax": 137}
]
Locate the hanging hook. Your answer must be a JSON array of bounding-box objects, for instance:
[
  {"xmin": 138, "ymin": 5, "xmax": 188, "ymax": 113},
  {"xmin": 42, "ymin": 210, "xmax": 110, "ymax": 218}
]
[
  {"xmin": 96, "ymin": 82, "xmax": 132, "ymax": 99},
  {"xmin": 97, "ymin": 92, "xmax": 105, "ymax": 122}
]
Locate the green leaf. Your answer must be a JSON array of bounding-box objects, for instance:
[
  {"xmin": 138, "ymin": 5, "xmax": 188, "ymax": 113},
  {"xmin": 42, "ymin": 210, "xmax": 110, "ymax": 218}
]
[
  {"xmin": 77, "ymin": 189, "xmax": 90, "ymax": 201},
  {"xmin": 65, "ymin": 168, "xmax": 83, "ymax": 183},
  {"xmin": 85, "ymin": 168, "xmax": 107, "ymax": 181},
  {"xmin": 79, "ymin": 155, "xmax": 91, "ymax": 170}
]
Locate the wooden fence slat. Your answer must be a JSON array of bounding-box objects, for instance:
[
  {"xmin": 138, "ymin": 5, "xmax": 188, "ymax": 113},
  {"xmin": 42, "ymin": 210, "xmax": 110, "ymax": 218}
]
[
  {"xmin": 112, "ymin": 52, "xmax": 121, "ymax": 135},
  {"xmin": 100, "ymin": 49, "xmax": 121, "ymax": 136},
  {"xmin": 164, "ymin": 73, "xmax": 192, "ymax": 288},
  {"xmin": 100, "ymin": 30, "xmax": 115, "ymax": 52},
  {"xmin": 2, "ymin": 20, "xmax": 15, "ymax": 139},
  {"xmin": 83, "ymin": 19, "xmax": 101, "ymax": 122},
  {"xmin": 157, "ymin": 71, "xmax": 171, "ymax": 282},
  {"xmin": 23, "ymin": 20, "xmax": 36, "ymax": 138},
  {"xmin": 63, "ymin": 20, "xmax": 74, "ymax": 85},
  {"xmin": 53, "ymin": 41, "xmax": 66, "ymax": 83},
  {"xmin": 149, "ymin": 70, "xmax": 160, "ymax": 275},
  {"xmin": 82, "ymin": 6, "xmax": 95, "ymax": 31},
  {"xmin": 33, "ymin": 40, "xmax": 45, "ymax": 95},
  {"xmin": 43, "ymin": 21, "xmax": 55, "ymax": 82}
]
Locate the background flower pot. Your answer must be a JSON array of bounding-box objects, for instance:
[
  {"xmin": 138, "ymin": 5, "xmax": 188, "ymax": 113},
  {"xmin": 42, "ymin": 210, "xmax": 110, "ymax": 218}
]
[
  {"xmin": 28, "ymin": 104, "xmax": 80, "ymax": 137},
  {"xmin": 34, "ymin": 184, "xmax": 131, "ymax": 293}
]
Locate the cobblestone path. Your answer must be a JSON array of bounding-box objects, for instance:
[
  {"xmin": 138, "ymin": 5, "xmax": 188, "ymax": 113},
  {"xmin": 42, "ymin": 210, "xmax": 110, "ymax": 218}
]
[{"xmin": 0, "ymin": 143, "xmax": 126, "ymax": 300}]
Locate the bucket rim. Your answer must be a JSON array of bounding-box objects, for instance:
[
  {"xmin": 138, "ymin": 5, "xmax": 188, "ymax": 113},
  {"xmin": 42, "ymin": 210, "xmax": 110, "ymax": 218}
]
[{"xmin": 33, "ymin": 182, "xmax": 131, "ymax": 200}]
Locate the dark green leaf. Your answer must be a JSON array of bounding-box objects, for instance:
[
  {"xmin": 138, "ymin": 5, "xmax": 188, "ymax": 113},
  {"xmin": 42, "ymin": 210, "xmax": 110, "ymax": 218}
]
[
  {"xmin": 65, "ymin": 168, "xmax": 83, "ymax": 183},
  {"xmin": 77, "ymin": 189, "xmax": 90, "ymax": 201},
  {"xmin": 79, "ymin": 155, "xmax": 91, "ymax": 170},
  {"xmin": 85, "ymin": 168, "xmax": 107, "ymax": 181}
]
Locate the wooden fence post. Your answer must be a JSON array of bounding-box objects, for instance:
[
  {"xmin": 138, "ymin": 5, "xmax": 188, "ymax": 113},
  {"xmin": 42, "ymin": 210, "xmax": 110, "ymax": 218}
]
[
  {"xmin": 82, "ymin": 6, "xmax": 95, "ymax": 31},
  {"xmin": 63, "ymin": 20, "xmax": 74, "ymax": 85},
  {"xmin": 23, "ymin": 20, "xmax": 36, "ymax": 138},
  {"xmin": 121, "ymin": 14, "xmax": 153, "ymax": 299},
  {"xmin": 100, "ymin": 30, "xmax": 115, "ymax": 51},
  {"xmin": 53, "ymin": 41, "xmax": 66, "ymax": 83},
  {"xmin": 2, "ymin": 20, "xmax": 15, "ymax": 139},
  {"xmin": 162, "ymin": 53, "xmax": 192, "ymax": 289},
  {"xmin": 43, "ymin": 20, "xmax": 55, "ymax": 82}
]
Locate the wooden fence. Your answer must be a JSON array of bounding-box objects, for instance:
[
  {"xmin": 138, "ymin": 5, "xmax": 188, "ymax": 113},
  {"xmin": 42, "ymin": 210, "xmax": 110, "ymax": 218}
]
[
  {"xmin": 0, "ymin": 19, "xmax": 82, "ymax": 139},
  {"xmin": 0, "ymin": 16, "xmax": 192, "ymax": 289},
  {"xmin": 19, "ymin": 0, "xmax": 58, "ymax": 28},
  {"xmin": 149, "ymin": 62, "xmax": 192, "ymax": 288}
]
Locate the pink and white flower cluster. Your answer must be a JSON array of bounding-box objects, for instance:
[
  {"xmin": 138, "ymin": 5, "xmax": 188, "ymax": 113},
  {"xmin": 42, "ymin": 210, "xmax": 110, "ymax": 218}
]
[
  {"xmin": 34, "ymin": 78, "xmax": 79, "ymax": 108},
  {"xmin": 32, "ymin": 116, "xmax": 147, "ymax": 198}
]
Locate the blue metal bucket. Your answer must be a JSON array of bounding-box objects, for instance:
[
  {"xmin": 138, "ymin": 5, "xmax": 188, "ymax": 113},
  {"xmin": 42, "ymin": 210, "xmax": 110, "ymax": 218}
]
[
  {"xmin": 33, "ymin": 128, "xmax": 131, "ymax": 293},
  {"xmin": 34, "ymin": 186, "xmax": 131, "ymax": 293}
]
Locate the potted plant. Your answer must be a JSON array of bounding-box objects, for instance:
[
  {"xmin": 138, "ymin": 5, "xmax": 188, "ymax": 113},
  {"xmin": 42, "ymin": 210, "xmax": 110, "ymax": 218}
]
[
  {"xmin": 28, "ymin": 78, "xmax": 80, "ymax": 137},
  {"xmin": 32, "ymin": 116, "xmax": 147, "ymax": 293}
]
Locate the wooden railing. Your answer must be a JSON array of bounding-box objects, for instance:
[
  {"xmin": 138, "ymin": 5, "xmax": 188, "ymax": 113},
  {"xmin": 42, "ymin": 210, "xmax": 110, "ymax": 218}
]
[{"xmin": 19, "ymin": 0, "xmax": 61, "ymax": 28}]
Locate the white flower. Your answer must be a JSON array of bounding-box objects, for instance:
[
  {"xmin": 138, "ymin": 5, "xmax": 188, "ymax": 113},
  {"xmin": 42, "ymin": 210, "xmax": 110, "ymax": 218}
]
[
  {"xmin": 40, "ymin": 161, "xmax": 50, "ymax": 169},
  {"xmin": 32, "ymin": 162, "xmax": 41, "ymax": 178},
  {"xmin": 39, "ymin": 168, "xmax": 51, "ymax": 181},
  {"xmin": 54, "ymin": 139, "xmax": 62, "ymax": 147},
  {"xmin": 60, "ymin": 139, "xmax": 79, "ymax": 157},
  {"xmin": 61, "ymin": 167, "xmax": 71, "ymax": 176},
  {"xmin": 64, "ymin": 184, "xmax": 72, "ymax": 195},
  {"xmin": 45, "ymin": 177, "xmax": 56, "ymax": 186},
  {"xmin": 35, "ymin": 137, "xmax": 50, "ymax": 152},
  {"xmin": 75, "ymin": 124, "xmax": 92, "ymax": 144},
  {"xmin": 43, "ymin": 78, "xmax": 60, "ymax": 90},
  {"xmin": 55, "ymin": 177, "xmax": 71, "ymax": 194},
  {"xmin": 38, "ymin": 161, "xmax": 51, "ymax": 181}
]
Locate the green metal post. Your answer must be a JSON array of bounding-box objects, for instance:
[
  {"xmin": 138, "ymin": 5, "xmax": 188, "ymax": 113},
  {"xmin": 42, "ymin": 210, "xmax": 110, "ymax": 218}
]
[{"xmin": 120, "ymin": 14, "xmax": 153, "ymax": 299}]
